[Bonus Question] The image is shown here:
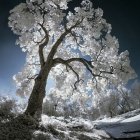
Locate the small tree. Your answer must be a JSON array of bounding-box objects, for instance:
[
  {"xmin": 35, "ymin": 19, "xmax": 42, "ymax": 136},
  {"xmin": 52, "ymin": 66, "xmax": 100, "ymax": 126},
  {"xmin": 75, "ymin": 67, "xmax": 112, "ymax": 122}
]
[{"xmin": 9, "ymin": 0, "xmax": 136, "ymax": 117}]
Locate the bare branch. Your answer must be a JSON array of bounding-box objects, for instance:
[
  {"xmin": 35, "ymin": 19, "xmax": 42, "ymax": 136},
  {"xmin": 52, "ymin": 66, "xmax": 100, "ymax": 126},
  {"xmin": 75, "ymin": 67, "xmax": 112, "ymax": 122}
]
[{"xmin": 27, "ymin": 74, "xmax": 39, "ymax": 80}]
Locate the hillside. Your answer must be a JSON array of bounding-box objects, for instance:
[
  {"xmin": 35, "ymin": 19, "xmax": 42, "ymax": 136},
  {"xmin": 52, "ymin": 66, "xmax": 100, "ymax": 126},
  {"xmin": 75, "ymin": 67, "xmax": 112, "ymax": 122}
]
[
  {"xmin": 32, "ymin": 109, "xmax": 140, "ymax": 140},
  {"xmin": 0, "ymin": 109, "xmax": 140, "ymax": 140}
]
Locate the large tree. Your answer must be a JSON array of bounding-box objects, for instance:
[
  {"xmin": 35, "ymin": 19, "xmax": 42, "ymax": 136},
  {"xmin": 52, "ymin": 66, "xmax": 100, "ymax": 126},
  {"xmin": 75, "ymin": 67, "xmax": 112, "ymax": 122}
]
[{"xmin": 9, "ymin": 0, "xmax": 136, "ymax": 117}]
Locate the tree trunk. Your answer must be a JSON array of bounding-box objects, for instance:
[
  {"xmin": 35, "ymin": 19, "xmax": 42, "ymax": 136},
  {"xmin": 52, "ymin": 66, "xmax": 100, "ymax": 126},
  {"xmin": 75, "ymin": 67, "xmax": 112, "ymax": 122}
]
[{"xmin": 25, "ymin": 64, "xmax": 51, "ymax": 118}]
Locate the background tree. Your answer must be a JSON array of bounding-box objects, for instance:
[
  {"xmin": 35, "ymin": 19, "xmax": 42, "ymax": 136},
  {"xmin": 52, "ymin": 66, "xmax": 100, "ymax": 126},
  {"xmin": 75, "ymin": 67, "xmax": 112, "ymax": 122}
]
[
  {"xmin": 130, "ymin": 80, "xmax": 140, "ymax": 109},
  {"xmin": 43, "ymin": 88, "xmax": 90, "ymax": 118},
  {"xmin": 0, "ymin": 96, "xmax": 22, "ymax": 121},
  {"xmin": 91, "ymin": 86, "xmax": 130, "ymax": 118},
  {"xmin": 9, "ymin": 0, "xmax": 136, "ymax": 118}
]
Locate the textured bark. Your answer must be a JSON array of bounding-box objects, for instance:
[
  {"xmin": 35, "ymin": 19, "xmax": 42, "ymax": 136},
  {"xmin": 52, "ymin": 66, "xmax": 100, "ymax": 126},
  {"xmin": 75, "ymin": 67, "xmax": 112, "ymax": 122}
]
[{"xmin": 25, "ymin": 63, "xmax": 51, "ymax": 118}]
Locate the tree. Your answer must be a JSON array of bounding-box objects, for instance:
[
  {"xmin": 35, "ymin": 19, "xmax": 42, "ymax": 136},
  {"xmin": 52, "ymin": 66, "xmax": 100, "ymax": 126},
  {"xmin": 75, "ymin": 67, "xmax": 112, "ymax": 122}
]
[
  {"xmin": 130, "ymin": 80, "xmax": 140, "ymax": 109},
  {"xmin": 9, "ymin": 0, "xmax": 136, "ymax": 118},
  {"xmin": 91, "ymin": 86, "xmax": 131, "ymax": 118},
  {"xmin": 43, "ymin": 88, "xmax": 90, "ymax": 118},
  {"xmin": 93, "ymin": 90, "xmax": 120, "ymax": 117}
]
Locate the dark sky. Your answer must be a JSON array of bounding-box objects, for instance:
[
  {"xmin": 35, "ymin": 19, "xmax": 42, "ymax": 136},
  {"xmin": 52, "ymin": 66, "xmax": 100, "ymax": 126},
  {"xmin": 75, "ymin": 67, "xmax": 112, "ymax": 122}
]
[{"xmin": 0, "ymin": 0, "xmax": 140, "ymax": 95}]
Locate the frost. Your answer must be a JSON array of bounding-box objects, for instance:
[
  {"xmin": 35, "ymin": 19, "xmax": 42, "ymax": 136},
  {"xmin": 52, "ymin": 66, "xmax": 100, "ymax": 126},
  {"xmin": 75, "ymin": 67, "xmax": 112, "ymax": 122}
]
[{"xmin": 9, "ymin": 0, "xmax": 137, "ymax": 111}]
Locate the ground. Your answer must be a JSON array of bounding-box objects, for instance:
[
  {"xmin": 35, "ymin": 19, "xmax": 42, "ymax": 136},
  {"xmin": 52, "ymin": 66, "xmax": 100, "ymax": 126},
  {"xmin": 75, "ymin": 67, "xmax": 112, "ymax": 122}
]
[
  {"xmin": 33, "ymin": 109, "xmax": 140, "ymax": 140},
  {"xmin": 0, "ymin": 109, "xmax": 140, "ymax": 140}
]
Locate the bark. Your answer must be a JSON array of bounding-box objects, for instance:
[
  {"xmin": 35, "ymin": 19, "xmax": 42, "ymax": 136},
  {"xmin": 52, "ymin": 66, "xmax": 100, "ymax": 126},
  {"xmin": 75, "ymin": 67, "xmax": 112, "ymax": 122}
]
[{"xmin": 25, "ymin": 63, "xmax": 52, "ymax": 118}]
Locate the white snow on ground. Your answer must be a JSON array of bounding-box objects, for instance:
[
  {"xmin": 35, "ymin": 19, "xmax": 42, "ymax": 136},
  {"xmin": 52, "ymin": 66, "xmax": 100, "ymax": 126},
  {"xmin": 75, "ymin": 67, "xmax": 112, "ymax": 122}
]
[
  {"xmin": 39, "ymin": 115, "xmax": 111, "ymax": 139},
  {"xmin": 122, "ymin": 114, "xmax": 140, "ymax": 123},
  {"xmin": 41, "ymin": 115, "xmax": 67, "ymax": 128},
  {"xmin": 95, "ymin": 109, "xmax": 140, "ymax": 139},
  {"xmin": 33, "ymin": 109, "xmax": 140, "ymax": 140}
]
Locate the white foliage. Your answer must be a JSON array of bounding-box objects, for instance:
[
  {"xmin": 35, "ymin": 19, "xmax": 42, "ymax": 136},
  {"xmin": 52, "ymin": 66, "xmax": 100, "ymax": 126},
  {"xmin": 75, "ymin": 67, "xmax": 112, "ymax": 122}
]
[{"xmin": 9, "ymin": 0, "xmax": 136, "ymax": 103}]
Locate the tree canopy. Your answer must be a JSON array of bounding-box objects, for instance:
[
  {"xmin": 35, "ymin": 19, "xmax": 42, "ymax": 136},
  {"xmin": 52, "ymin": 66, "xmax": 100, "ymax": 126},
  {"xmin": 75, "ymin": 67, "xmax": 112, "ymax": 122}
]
[{"xmin": 9, "ymin": 0, "xmax": 136, "ymax": 115}]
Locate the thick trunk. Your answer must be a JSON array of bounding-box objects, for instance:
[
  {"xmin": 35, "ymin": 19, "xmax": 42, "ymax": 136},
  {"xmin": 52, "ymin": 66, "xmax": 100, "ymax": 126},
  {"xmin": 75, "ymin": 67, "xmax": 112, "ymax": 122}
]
[{"xmin": 25, "ymin": 64, "xmax": 51, "ymax": 118}]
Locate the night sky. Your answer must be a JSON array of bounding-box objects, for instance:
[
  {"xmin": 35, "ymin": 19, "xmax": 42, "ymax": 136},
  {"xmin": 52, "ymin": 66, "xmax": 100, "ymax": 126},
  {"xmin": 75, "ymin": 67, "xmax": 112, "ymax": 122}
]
[{"xmin": 0, "ymin": 0, "xmax": 140, "ymax": 95}]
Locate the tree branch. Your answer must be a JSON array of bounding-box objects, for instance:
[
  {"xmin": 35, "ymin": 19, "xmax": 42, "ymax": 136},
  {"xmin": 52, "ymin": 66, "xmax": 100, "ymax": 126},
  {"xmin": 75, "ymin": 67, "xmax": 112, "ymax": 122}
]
[
  {"xmin": 66, "ymin": 63, "xmax": 83, "ymax": 90},
  {"xmin": 46, "ymin": 18, "xmax": 84, "ymax": 65},
  {"xmin": 53, "ymin": 57, "xmax": 114, "ymax": 89},
  {"xmin": 27, "ymin": 74, "xmax": 39, "ymax": 80},
  {"xmin": 53, "ymin": 58, "xmax": 84, "ymax": 90},
  {"xmin": 37, "ymin": 23, "xmax": 49, "ymax": 68}
]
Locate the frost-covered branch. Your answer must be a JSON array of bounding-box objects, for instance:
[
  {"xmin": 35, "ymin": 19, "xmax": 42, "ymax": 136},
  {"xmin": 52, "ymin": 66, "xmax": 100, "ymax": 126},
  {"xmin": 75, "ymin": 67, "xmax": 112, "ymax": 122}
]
[
  {"xmin": 38, "ymin": 24, "xmax": 49, "ymax": 68},
  {"xmin": 54, "ymin": 57, "xmax": 114, "ymax": 77},
  {"xmin": 46, "ymin": 18, "xmax": 84, "ymax": 63},
  {"xmin": 53, "ymin": 57, "xmax": 114, "ymax": 90},
  {"xmin": 53, "ymin": 58, "xmax": 83, "ymax": 90}
]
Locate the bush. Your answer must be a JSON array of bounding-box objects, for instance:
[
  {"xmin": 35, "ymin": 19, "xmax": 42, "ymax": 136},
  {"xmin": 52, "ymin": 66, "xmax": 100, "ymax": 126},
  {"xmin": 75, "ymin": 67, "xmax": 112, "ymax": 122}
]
[{"xmin": 0, "ymin": 96, "xmax": 17, "ymax": 121}]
